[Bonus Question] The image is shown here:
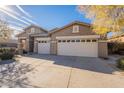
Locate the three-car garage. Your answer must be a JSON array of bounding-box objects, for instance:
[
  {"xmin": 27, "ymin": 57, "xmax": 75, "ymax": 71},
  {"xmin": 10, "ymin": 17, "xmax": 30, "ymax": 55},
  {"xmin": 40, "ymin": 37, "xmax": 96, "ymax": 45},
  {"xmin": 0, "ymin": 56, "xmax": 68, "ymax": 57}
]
[
  {"xmin": 37, "ymin": 35, "xmax": 100, "ymax": 57},
  {"xmin": 18, "ymin": 21, "xmax": 108, "ymax": 58}
]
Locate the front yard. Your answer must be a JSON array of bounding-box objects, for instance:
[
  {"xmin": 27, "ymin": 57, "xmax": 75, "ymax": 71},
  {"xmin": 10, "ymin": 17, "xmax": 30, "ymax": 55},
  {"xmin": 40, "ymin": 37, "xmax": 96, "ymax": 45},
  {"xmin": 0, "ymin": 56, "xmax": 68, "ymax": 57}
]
[{"xmin": 0, "ymin": 54, "xmax": 124, "ymax": 88}]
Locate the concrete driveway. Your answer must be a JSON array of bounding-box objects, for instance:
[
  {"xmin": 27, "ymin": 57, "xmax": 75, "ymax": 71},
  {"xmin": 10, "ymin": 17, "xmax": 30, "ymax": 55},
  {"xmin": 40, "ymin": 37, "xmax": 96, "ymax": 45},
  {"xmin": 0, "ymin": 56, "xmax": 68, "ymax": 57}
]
[{"xmin": 17, "ymin": 54, "xmax": 124, "ymax": 88}]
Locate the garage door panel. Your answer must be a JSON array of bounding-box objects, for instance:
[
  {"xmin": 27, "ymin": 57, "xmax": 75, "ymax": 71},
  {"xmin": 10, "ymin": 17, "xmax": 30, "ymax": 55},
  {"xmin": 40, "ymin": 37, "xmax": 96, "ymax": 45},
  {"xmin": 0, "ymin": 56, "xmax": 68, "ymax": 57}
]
[
  {"xmin": 38, "ymin": 42, "xmax": 50, "ymax": 54},
  {"xmin": 58, "ymin": 42, "xmax": 98, "ymax": 57}
]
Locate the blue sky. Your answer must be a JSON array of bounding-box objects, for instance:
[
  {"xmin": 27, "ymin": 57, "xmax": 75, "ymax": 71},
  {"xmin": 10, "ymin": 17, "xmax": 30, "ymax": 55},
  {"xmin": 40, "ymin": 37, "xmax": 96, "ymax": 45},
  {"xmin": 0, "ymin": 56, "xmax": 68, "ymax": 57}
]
[
  {"xmin": 0, "ymin": 5, "xmax": 113, "ymax": 37},
  {"xmin": 0, "ymin": 5, "xmax": 93, "ymax": 38},
  {"xmin": 0, "ymin": 5, "xmax": 91, "ymax": 30},
  {"xmin": 21, "ymin": 5, "xmax": 91, "ymax": 30}
]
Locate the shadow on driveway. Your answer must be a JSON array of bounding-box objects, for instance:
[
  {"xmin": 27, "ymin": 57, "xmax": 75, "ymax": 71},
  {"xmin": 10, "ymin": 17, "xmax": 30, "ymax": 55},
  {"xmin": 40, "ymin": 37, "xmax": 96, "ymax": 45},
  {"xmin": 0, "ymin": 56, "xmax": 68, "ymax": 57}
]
[
  {"xmin": 24, "ymin": 54, "xmax": 117, "ymax": 74},
  {"xmin": 0, "ymin": 59, "xmax": 34, "ymax": 87}
]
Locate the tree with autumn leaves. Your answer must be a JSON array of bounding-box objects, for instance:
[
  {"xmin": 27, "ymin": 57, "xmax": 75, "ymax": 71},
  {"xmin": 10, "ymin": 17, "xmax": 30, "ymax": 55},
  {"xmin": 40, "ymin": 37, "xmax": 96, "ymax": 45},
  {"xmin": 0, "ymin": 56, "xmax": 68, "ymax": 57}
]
[
  {"xmin": 78, "ymin": 5, "xmax": 124, "ymax": 38},
  {"xmin": 0, "ymin": 19, "xmax": 13, "ymax": 41}
]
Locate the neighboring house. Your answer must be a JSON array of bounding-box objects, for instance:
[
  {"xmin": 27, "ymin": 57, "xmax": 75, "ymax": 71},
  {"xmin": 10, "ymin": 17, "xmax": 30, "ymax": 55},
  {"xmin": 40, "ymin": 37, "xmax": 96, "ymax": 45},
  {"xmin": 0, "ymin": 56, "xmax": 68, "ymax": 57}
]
[
  {"xmin": 0, "ymin": 39, "xmax": 17, "ymax": 48},
  {"xmin": 17, "ymin": 21, "xmax": 108, "ymax": 58},
  {"xmin": 108, "ymin": 33, "xmax": 124, "ymax": 42}
]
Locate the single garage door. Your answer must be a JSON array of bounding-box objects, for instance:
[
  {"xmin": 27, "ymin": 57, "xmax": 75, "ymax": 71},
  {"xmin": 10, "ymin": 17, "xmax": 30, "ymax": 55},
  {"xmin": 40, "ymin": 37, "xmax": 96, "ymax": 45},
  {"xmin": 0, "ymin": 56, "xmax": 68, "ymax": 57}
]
[
  {"xmin": 57, "ymin": 39, "xmax": 98, "ymax": 57},
  {"xmin": 38, "ymin": 40, "xmax": 50, "ymax": 54}
]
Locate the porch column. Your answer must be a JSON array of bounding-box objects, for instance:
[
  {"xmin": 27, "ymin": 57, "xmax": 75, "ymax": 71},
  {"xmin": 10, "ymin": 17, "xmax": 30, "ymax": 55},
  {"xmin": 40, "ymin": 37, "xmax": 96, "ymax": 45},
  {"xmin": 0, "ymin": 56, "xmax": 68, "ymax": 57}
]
[
  {"xmin": 26, "ymin": 38, "xmax": 30, "ymax": 52},
  {"xmin": 18, "ymin": 39, "xmax": 23, "ymax": 55}
]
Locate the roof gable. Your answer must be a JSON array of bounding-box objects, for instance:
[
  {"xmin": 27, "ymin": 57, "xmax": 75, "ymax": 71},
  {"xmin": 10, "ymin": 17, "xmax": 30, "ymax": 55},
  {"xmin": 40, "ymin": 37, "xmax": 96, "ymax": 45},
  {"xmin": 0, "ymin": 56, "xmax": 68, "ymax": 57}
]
[
  {"xmin": 16, "ymin": 24, "xmax": 48, "ymax": 37},
  {"xmin": 49, "ymin": 21, "xmax": 91, "ymax": 34},
  {"xmin": 24, "ymin": 24, "xmax": 48, "ymax": 33}
]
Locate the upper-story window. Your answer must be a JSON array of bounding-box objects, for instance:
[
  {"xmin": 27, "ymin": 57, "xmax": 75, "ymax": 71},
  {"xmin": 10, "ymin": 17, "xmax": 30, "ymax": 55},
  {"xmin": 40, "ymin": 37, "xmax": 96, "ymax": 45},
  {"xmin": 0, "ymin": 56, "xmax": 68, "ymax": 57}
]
[
  {"xmin": 72, "ymin": 25, "xmax": 79, "ymax": 33},
  {"xmin": 31, "ymin": 27, "xmax": 35, "ymax": 33}
]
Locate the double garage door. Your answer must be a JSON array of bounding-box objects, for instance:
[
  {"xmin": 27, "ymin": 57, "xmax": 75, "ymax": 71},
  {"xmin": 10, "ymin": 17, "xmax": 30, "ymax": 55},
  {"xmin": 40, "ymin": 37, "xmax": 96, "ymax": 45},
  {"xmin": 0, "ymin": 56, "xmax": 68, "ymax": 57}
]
[
  {"xmin": 37, "ymin": 38, "xmax": 98, "ymax": 57},
  {"xmin": 57, "ymin": 39, "xmax": 98, "ymax": 57}
]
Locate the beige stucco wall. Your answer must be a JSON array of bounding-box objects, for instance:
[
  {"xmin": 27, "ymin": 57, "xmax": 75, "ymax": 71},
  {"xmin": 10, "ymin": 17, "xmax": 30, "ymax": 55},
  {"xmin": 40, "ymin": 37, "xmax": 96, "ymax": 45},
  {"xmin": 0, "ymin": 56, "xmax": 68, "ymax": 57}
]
[
  {"xmin": 50, "ymin": 41, "xmax": 57, "ymax": 55},
  {"xmin": 98, "ymin": 42, "xmax": 108, "ymax": 58}
]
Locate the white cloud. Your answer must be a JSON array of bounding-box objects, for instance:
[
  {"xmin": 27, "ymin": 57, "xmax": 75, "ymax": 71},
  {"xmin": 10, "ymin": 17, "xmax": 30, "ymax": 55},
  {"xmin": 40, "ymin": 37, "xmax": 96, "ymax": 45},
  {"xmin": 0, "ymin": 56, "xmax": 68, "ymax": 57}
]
[
  {"xmin": 1, "ymin": 6, "xmax": 20, "ymax": 16},
  {"xmin": 16, "ymin": 5, "xmax": 32, "ymax": 18},
  {"xmin": 22, "ymin": 16, "xmax": 39, "ymax": 25},
  {"xmin": 9, "ymin": 25, "xmax": 23, "ymax": 31},
  {"xmin": 0, "ymin": 8, "xmax": 30, "ymax": 25},
  {"xmin": 2, "ymin": 6, "xmax": 39, "ymax": 25},
  {"xmin": 7, "ymin": 20, "xmax": 26, "ymax": 28}
]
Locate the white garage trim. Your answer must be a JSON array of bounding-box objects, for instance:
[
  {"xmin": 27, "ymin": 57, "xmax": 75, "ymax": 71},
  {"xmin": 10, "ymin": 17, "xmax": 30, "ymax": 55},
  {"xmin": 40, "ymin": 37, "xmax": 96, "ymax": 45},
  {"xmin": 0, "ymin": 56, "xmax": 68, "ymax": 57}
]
[
  {"xmin": 18, "ymin": 37, "xmax": 26, "ymax": 39},
  {"xmin": 36, "ymin": 37, "xmax": 51, "ymax": 41},
  {"xmin": 56, "ymin": 35, "xmax": 100, "ymax": 40}
]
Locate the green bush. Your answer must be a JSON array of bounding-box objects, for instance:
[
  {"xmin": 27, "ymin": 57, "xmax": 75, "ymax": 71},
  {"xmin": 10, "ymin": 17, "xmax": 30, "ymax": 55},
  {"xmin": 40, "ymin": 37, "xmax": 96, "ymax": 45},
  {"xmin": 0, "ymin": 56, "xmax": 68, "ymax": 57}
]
[
  {"xmin": 117, "ymin": 57, "xmax": 124, "ymax": 70},
  {"xmin": 0, "ymin": 48, "xmax": 16, "ymax": 60},
  {"xmin": 0, "ymin": 53, "xmax": 14, "ymax": 60},
  {"xmin": 0, "ymin": 48, "xmax": 16, "ymax": 53}
]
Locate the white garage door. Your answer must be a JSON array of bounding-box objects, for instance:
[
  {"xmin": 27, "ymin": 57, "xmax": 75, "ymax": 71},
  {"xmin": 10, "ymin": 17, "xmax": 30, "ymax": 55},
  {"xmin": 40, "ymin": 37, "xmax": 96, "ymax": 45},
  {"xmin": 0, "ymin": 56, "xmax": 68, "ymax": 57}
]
[
  {"xmin": 57, "ymin": 39, "xmax": 98, "ymax": 57},
  {"xmin": 37, "ymin": 39, "xmax": 50, "ymax": 54}
]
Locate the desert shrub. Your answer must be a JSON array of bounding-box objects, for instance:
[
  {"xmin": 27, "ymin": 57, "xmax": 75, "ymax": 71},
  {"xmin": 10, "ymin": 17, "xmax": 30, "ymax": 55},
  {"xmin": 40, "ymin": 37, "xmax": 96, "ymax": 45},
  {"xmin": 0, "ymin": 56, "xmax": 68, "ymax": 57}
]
[
  {"xmin": 0, "ymin": 53, "xmax": 14, "ymax": 60},
  {"xmin": 117, "ymin": 57, "xmax": 124, "ymax": 70}
]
